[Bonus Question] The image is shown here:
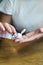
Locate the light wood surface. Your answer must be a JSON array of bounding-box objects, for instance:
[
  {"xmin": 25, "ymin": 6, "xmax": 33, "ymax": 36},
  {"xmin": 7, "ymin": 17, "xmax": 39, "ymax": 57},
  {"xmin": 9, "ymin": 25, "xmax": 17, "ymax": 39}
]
[{"xmin": 0, "ymin": 38, "xmax": 43, "ymax": 65}]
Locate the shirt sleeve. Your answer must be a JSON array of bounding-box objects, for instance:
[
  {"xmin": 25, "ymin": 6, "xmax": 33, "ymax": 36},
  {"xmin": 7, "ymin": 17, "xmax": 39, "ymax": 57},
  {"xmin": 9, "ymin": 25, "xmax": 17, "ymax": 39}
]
[{"xmin": 0, "ymin": 0, "xmax": 13, "ymax": 15}]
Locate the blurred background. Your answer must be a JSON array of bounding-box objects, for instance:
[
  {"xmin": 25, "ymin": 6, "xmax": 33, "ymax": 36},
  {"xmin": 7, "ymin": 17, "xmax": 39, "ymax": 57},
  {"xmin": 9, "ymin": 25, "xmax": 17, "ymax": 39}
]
[{"xmin": 0, "ymin": 0, "xmax": 2, "ymax": 3}]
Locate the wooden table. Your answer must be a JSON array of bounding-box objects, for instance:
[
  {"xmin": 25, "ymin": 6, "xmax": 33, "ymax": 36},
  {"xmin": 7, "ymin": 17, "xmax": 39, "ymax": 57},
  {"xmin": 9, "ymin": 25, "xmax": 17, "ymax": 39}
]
[{"xmin": 0, "ymin": 38, "xmax": 43, "ymax": 65}]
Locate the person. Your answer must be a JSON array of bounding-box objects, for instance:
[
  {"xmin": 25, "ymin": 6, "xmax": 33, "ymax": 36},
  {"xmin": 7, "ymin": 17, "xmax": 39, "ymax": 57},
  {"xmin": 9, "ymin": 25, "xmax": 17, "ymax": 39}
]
[{"xmin": 0, "ymin": 0, "xmax": 43, "ymax": 43}]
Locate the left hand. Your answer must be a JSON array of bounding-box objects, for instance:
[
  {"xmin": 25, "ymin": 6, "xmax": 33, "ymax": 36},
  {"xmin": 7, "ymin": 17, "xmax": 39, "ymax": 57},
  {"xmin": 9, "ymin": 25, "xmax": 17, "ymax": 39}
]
[{"xmin": 15, "ymin": 28, "xmax": 43, "ymax": 43}]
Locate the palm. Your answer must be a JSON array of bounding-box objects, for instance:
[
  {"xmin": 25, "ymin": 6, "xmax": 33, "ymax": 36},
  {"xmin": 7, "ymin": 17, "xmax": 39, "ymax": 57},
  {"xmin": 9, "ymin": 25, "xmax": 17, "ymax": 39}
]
[{"xmin": 15, "ymin": 28, "xmax": 43, "ymax": 43}]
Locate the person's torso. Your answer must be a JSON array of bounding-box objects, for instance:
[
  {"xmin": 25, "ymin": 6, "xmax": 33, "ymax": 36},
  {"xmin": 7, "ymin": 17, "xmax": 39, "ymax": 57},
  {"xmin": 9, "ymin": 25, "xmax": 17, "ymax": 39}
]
[{"xmin": 12, "ymin": 0, "xmax": 43, "ymax": 33}]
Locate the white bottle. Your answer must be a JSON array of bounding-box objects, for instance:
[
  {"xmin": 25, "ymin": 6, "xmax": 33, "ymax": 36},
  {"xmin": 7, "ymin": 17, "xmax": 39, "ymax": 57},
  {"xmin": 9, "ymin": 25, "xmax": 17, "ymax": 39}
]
[
  {"xmin": 12, "ymin": 29, "xmax": 26, "ymax": 39},
  {"xmin": 0, "ymin": 29, "xmax": 26, "ymax": 40}
]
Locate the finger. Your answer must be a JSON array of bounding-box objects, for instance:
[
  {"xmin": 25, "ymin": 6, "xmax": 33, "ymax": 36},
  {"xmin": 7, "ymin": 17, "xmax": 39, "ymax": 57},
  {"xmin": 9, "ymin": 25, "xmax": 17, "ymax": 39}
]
[
  {"xmin": 15, "ymin": 38, "xmax": 24, "ymax": 43},
  {"xmin": 10, "ymin": 25, "xmax": 16, "ymax": 33},
  {"xmin": 3, "ymin": 23, "xmax": 12, "ymax": 33},
  {"xmin": 23, "ymin": 35, "xmax": 28, "ymax": 39},
  {"xmin": 20, "ymin": 33, "xmax": 43, "ymax": 43},
  {"xmin": 25, "ymin": 28, "xmax": 43, "ymax": 38},
  {"xmin": 19, "ymin": 38, "xmax": 29, "ymax": 43},
  {"xmin": 25, "ymin": 32, "xmax": 35, "ymax": 37},
  {"xmin": 15, "ymin": 39, "xmax": 20, "ymax": 42},
  {"xmin": 0, "ymin": 22, "xmax": 5, "ymax": 31}
]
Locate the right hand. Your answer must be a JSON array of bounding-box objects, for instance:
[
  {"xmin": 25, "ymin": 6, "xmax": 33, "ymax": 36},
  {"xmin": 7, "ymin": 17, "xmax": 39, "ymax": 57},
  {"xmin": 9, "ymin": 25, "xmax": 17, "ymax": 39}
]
[{"xmin": 0, "ymin": 22, "xmax": 16, "ymax": 33}]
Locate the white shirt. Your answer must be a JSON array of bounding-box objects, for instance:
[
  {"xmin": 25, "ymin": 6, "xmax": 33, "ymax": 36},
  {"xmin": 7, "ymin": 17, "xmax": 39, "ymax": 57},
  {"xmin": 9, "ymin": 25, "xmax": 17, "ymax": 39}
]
[{"xmin": 0, "ymin": 0, "xmax": 43, "ymax": 33}]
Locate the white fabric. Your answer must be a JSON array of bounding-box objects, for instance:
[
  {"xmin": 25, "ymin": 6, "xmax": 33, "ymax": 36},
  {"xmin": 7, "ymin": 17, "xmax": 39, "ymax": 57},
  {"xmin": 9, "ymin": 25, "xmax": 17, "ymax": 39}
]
[
  {"xmin": 0, "ymin": 0, "xmax": 43, "ymax": 32},
  {"xmin": 0, "ymin": 0, "xmax": 13, "ymax": 15}
]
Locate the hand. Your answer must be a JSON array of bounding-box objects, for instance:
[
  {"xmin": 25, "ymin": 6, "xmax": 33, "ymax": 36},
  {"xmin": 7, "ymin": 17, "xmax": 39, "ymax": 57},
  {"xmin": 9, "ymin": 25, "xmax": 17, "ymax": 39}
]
[
  {"xmin": 0, "ymin": 22, "xmax": 16, "ymax": 33},
  {"xmin": 15, "ymin": 28, "xmax": 43, "ymax": 43}
]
